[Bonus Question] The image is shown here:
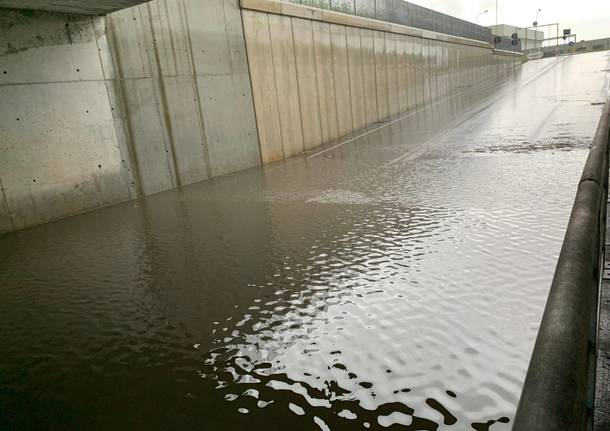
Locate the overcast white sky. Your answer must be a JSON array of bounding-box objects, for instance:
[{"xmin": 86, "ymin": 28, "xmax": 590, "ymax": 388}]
[{"xmin": 411, "ymin": 0, "xmax": 610, "ymax": 41}]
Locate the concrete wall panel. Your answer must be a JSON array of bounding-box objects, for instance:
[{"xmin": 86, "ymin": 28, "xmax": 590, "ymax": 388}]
[
  {"xmin": 474, "ymin": 47, "xmax": 479, "ymax": 85},
  {"xmin": 223, "ymin": 0, "xmax": 251, "ymax": 75},
  {"xmin": 192, "ymin": 0, "xmax": 259, "ymax": 174},
  {"xmin": 405, "ymin": 36, "xmax": 417, "ymax": 111},
  {"xmin": 386, "ymin": 33, "xmax": 399, "ymax": 117},
  {"xmin": 197, "ymin": 72, "xmax": 261, "ymax": 177},
  {"xmin": 330, "ymin": 24, "xmax": 353, "ymax": 138},
  {"xmin": 269, "ymin": 14, "xmax": 305, "ymax": 158},
  {"xmin": 0, "ymin": 13, "xmax": 105, "ymax": 85},
  {"xmin": 439, "ymin": 43, "xmax": 445, "ymax": 98},
  {"xmin": 396, "ymin": 35, "xmax": 408, "ymax": 114},
  {"xmin": 109, "ymin": 6, "xmax": 181, "ymax": 194},
  {"xmin": 0, "ymin": 188, "xmax": 12, "ymax": 233},
  {"xmin": 106, "ymin": 7, "xmax": 155, "ymax": 79},
  {"xmin": 443, "ymin": 45, "xmax": 449, "ymax": 98},
  {"xmin": 346, "ymin": 27, "xmax": 366, "ymax": 131},
  {"xmin": 0, "ymin": 81, "xmax": 129, "ymax": 230},
  {"xmin": 312, "ymin": 21, "xmax": 340, "ymax": 143},
  {"xmin": 161, "ymin": 75, "xmax": 209, "ymax": 186},
  {"xmin": 415, "ymin": 39, "xmax": 430, "ymax": 108},
  {"xmin": 93, "ymin": 17, "xmax": 138, "ymax": 199},
  {"xmin": 447, "ymin": 42, "xmax": 453, "ymax": 95},
  {"xmin": 429, "ymin": 40, "xmax": 437, "ymax": 102},
  {"xmin": 435, "ymin": 43, "xmax": 442, "ymax": 99},
  {"xmin": 147, "ymin": 0, "xmax": 191, "ymax": 76},
  {"xmin": 242, "ymin": 11, "xmax": 283, "ymax": 163},
  {"xmin": 451, "ymin": 46, "xmax": 457, "ymax": 91},
  {"xmin": 186, "ymin": 0, "xmax": 232, "ymax": 75},
  {"xmin": 292, "ymin": 17, "xmax": 323, "ymax": 150},
  {"xmin": 374, "ymin": 31, "xmax": 389, "ymax": 120},
  {"xmin": 360, "ymin": 28, "xmax": 378, "ymax": 125},
  {"xmin": 121, "ymin": 77, "xmax": 177, "ymax": 194},
  {"xmin": 458, "ymin": 45, "xmax": 464, "ymax": 89},
  {"xmin": 438, "ymin": 43, "xmax": 443, "ymax": 99}
]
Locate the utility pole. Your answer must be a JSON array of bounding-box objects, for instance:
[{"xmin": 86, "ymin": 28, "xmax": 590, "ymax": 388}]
[
  {"xmin": 494, "ymin": 0, "xmax": 498, "ymax": 50},
  {"xmin": 534, "ymin": 9, "xmax": 541, "ymax": 53}
]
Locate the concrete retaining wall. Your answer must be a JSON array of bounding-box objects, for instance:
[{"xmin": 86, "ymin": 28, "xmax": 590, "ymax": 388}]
[
  {"xmin": 0, "ymin": 0, "xmax": 522, "ymax": 234},
  {"xmin": 241, "ymin": 0, "xmax": 521, "ymax": 163},
  {"xmin": 0, "ymin": 1, "xmax": 260, "ymax": 233}
]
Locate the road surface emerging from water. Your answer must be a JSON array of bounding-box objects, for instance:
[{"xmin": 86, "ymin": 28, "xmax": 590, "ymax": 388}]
[{"xmin": 1, "ymin": 51, "xmax": 610, "ymax": 430}]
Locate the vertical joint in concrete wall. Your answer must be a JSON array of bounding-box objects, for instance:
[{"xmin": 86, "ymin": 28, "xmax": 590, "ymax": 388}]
[
  {"xmin": 266, "ymin": 15, "xmax": 286, "ymax": 161},
  {"xmin": 95, "ymin": 15, "xmax": 141, "ymax": 199},
  {"xmin": 180, "ymin": 0, "xmax": 214, "ymax": 179},
  {"xmin": 310, "ymin": 21, "xmax": 325, "ymax": 148},
  {"xmin": 103, "ymin": 14, "xmax": 145, "ymax": 197},
  {"xmin": 287, "ymin": 17, "xmax": 306, "ymax": 152},
  {"xmin": 146, "ymin": 2, "xmax": 181, "ymax": 188},
  {"xmin": 0, "ymin": 177, "xmax": 16, "ymax": 232}
]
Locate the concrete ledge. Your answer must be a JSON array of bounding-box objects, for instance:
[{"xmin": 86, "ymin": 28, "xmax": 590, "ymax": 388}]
[
  {"xmin": 493, "ymin": 48, "xmax": 526, "ymax": 59},
  {"xmin": 239, "ymin": 0, "xmax": 492, "ymax": 49},
  {"xmin": 0, "ymin": 0, "xmax": 152, "ymax": 15}
]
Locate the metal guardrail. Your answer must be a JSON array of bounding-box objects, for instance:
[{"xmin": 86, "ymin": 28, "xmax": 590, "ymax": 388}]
[
  {"xmin": 288, "ymin": 0, "xmax": 493, "ymax": 43},
  {"xmin": 513, "ymin": 98, "xmax": 610, "ymax": 430}
]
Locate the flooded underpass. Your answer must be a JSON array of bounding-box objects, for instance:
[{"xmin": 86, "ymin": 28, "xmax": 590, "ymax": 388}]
[{"xmin": 1, "ymin": 51, "xmax": 610, "ymax": 430}]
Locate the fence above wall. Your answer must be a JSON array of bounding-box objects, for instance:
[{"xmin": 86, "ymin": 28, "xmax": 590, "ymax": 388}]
[{"xmin": 281, "ymin": 0, "xmax": 493, "ymax": 43}]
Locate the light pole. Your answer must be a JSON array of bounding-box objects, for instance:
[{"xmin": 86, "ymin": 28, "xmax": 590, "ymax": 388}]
[
  {"xmin": 533, "ymin": 9, "xmax": 541, "ymax": 51},
  {"xmin": 494, "ymin": 0, "xmax": 498, "ymax": 49},
  {"xmin": 476, "ymin": 10, "xmax": 489, "ymax": 24}
]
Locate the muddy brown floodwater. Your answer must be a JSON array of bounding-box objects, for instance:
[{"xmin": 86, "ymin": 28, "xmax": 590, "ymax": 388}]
[{"xmin": 1, "ymin": 51, "xmax": 610, "ymax": 430}]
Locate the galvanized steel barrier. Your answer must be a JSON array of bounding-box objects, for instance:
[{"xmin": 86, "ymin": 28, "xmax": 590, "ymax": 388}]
[
  {"xmin": 513, "ymin": 98, "xmax": 610, "ymax": 430},
  {"xmin": 282, "ymin": 0, "xmax": 492, "ymax": 43}
]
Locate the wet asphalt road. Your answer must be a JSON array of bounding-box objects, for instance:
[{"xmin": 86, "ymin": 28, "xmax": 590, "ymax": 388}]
[{"xmin": 1, "ymin": 51, "xmax": 610, "ymax": 430}]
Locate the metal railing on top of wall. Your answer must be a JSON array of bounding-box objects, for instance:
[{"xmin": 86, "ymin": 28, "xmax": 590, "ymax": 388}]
[
  {"xmin": 281, "ymin": 0, "xmax": 493, "ymax": 43},
  {"xmin": 513, "ymin": 98, "xmax": 610, "ymax": 430}
]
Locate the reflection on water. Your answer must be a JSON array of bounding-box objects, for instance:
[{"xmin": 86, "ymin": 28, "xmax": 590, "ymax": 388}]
[
  {"xmin": 1, "ymin": 52, "xmax": 609, "ymax": 430},
  {"xmin": 197, "ymin": 202, "xmax": 515, "ymax": 430}
]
